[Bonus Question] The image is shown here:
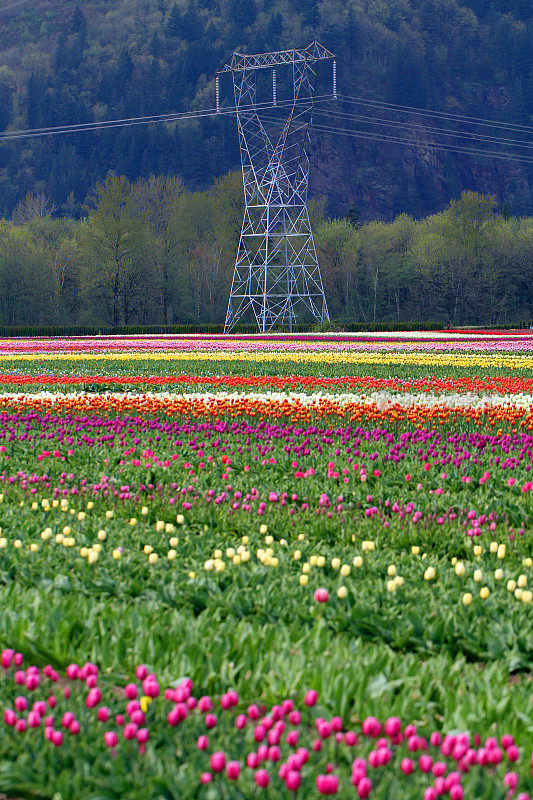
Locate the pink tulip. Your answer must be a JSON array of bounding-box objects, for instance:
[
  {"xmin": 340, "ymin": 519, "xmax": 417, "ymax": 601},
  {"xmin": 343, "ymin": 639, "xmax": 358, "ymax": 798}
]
[
  {"xmin": 304, "ymin": 690, "xmax": 317, "ymax": 707},
  {"xmin": 210, "ymin": 752, "xmax": 226, "ymax": 773},
  {"xmin": 123, "ymin": 723, "xmax": 138, "ymax": 740},
  {"xmin": 504, "ymin": 772, "xmax": 519, "ymax": 790},
  {"xmin": 14, "ymin": 697, "xmax": 27, "ymax": 712},
  {"xmin": 51, "ymin": 730, "xmax": 63, "ymax": 747},
  {"xmin": 85, "ymin": 688, "xmax": 101, "ymax": 708},
  {"xmin": 285, "ymin": 770, "xmax": 301, "ymax": 791},
  {"xmin": 33, "ymin": 701, "xmax": 46, "ymax": 717},
  {"xmin": 4, "ymin": 709, "xmax": 17, "ymax": 727},
  {"xmin": 27, "ymin": 711, "xmax": 40, "ymax": 728},
  {"xmin": 357, "ymin": 777, "xmax": 372, "ymax": 799},
  {"xmin": 142, "ymin": 679, "xmax": 159, "ymax": 698},
  {"xmin": 384, "ymin": 716, "xmax": 401, "ymax": 737},
  {"xmin": 247, "ymin": 753, "xmax": 259, "ymax": 769},
  {"xmin": 198, "ymin": 696, "xmax": 213, "ymax": 713},
  {"xmin": 268, "ymin": 746, "xmax": 281, "ymax": 762},
  {"xmin": 286, "ymin": 730, "xmax": 299, "ymax": 747},
  {"xmin": 124, "ymin": 683, "xmax": 138, "ymax": 700},
  {"xmin": 226, "ymin": 761, "xmax": 240, "ymax": 780},
  {"xmin": 507, "ymin": 745, "xmax": 520, "ymax": 762},
  {"xmin": 104, "ymin": 731, "xmax": 118, "ymax": 748},
  {"xmin": 362, "ymin": 716, "xmax": 381, "ymax": 738},
  {"xmin": 316, "ymin": 774, "xmax": 339, "ymax": 794},
  {"xmin": 61, "ymin": 712, "xmax": 75, "ymax": 728},
  {"xmin": 136, "ymin": 728, "xmax": 149, "ymax": 744},
  {"xmin": 15, "ymin": 719, "xmax": 26, "ymax": 734},
  {"xmin": 1, "ymin": 649, "xmax": 14, "ymax": 668},
  {"xmin": 255, "ymin": 768, "xmax": 270, "ymax": 788}
]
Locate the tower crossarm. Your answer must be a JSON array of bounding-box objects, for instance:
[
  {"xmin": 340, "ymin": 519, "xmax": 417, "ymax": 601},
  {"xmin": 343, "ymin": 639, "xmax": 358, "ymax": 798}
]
[{"xmin": 218, "ymin": 41, "xmax": 334, "ymax": 73}]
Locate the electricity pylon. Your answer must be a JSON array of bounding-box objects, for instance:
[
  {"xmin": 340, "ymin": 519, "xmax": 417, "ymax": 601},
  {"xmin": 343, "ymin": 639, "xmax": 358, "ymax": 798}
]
[{"xmin": 217, "ymin": 42, "xmax": 335, "ymax": 333}]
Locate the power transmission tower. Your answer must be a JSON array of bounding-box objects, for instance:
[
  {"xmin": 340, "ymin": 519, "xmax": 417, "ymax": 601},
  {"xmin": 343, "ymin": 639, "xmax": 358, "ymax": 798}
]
[{"xmin": 217, "ymin": 42, "xmax": 335, "ymax": 333}]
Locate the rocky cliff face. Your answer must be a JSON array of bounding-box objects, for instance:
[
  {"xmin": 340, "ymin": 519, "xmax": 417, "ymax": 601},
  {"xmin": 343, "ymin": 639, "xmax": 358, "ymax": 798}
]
[{"xmin": 309, "ymin": 123, "xmax": 531, "ymax": 221}]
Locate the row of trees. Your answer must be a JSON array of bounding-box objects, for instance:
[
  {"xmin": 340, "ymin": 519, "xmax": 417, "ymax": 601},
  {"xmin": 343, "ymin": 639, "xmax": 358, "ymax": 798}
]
[{"xmin": 0, "ymin": 174, "xmax": 531, "ymax": 328}]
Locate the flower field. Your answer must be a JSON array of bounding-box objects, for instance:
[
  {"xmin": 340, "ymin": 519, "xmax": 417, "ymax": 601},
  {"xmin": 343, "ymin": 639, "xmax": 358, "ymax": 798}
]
[{"xmin": 0, "ymin": 331, "xmax": 531, "ymax": 800}]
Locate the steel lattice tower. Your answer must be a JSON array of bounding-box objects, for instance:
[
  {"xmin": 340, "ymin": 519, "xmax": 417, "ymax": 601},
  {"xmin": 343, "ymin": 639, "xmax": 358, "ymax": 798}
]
[{"xmin": 217, "ymin": 42, "xmax": 334, "ymax": 333}]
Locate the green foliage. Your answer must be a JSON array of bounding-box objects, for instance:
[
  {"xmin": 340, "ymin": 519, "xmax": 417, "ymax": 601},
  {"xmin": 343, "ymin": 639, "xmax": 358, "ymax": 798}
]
[{"xmin": 0, "ymin": 179, "xmax": 530, "ymax": 327}]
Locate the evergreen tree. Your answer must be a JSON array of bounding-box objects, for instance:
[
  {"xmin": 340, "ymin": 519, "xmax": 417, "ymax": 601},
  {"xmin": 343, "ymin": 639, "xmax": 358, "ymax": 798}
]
[
  {"xmin": 117, "ymin": 49, "xmax": 134, "ymax": 85},
  {"xmin": 71, "ymin": 6, "xmax": 87, "ymax": 41},
  {"xmin": 150, "ymin": 30, "xmax": 161, "ymax": 59},
  {"xmin": 182, "ymin": 4, "xmax": 203, "ymax": 42},
  {"xmin": 54, "ymin": 32, "xmax": 69, "ymax": 73},
  {"xmin": 266, "ymin": 12, "xmax": 282, "ymax": 47},
  {"xmin": 230, "ymin": 0, "xmax": 257, "ymax": 29},
  {"xmin": 346, "ymin": 204, "xmax": 362, "ymax": 229},
  {"xmin": 166, "ymin": 3, "xmax": 183, "ymax": 37}
]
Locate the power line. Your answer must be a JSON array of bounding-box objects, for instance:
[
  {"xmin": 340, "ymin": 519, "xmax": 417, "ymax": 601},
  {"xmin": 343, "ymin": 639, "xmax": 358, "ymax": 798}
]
[
  {"xmin": 309, "ymin": 120, "xmax": 533, "ymax": 164},
  {"xmin": 337, "ymin": 94, "xmax": 533, "ymax": 135},
  {"xmin": 0, "ymin": 0, "xmax": 30, "ymax": 13},
  {"xmin": 0, "ymin": 96, "xmax": 334, "ymax": 142},
  {"xmin": 1, "ymin": 92, "xmax": 530, "ymax": 164},
  {"xmin": 263, "ymin": 116, "xmax": 533, "ymax": 164},
  {"xmin": 313, "ymin": 107, "xmax": 532, "ymax": 150}
]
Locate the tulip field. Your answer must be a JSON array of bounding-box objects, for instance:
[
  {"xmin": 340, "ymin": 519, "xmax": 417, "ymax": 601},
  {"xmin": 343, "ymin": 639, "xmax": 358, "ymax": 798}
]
[{"xmin": 0, "ymin": 331, "xmax": 531, "ymax": 800}]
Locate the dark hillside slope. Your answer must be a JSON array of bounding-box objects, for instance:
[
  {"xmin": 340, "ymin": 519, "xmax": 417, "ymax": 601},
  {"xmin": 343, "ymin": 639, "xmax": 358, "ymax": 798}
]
[{"xmin": 0, "ymin": 0, "xmax": 530, "ymax": 219}]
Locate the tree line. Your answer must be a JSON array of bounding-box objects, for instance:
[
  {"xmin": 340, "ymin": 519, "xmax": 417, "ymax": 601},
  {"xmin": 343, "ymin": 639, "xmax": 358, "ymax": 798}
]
[{"xmin": 0, "ymin": 173, "xmax": 531, "ymax": 328}]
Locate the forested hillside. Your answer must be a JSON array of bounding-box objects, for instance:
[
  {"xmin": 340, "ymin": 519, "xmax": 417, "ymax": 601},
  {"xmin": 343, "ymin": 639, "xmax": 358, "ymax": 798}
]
[{"xmin": 0, "ymin": 0, "xmax": 531, "ymax": 220}]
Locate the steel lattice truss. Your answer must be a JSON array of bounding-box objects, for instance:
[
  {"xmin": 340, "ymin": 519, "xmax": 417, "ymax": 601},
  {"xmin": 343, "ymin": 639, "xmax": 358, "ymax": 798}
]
[{"xmin": 219, "ymin": 41, "xmax": 333, "ymax": 333}]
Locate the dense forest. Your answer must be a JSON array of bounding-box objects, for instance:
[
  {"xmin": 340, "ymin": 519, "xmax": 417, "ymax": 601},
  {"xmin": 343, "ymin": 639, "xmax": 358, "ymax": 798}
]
[
  {"xmin": 0, "ymin": 0, "xmax": 531, "ymax": 220},
  {"xmin": 0, "ymin": 176, "xmax": 531, "ymax": 327}
]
